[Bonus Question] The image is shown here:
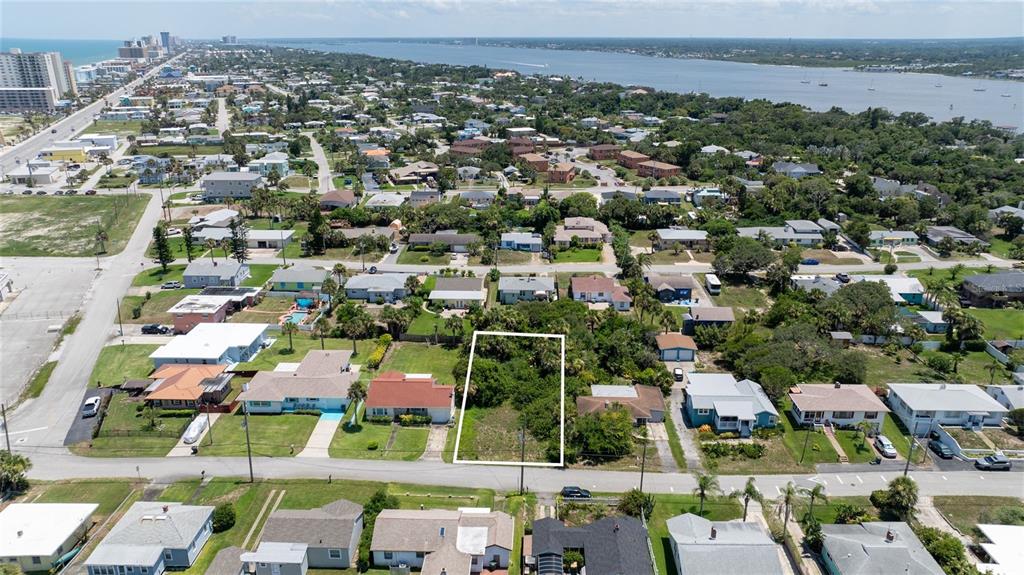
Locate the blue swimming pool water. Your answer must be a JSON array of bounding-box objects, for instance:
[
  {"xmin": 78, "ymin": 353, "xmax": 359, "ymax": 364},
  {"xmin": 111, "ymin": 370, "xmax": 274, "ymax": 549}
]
[
  {"xmin": 320, "ymin": 411, "xmax": 344, "ymax": 421},
  {"xmin": 287, "ymin": 311, "xmax": 309, "ymax": 324},
  {"xmin": 296, "ymin": 298, "xmax": 314, "ymax": 308}
]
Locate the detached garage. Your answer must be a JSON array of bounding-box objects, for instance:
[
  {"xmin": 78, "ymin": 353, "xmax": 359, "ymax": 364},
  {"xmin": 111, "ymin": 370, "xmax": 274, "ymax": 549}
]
[{"xmin": 656, "ymin": 333, "xmax": 697, "ymax": 361}]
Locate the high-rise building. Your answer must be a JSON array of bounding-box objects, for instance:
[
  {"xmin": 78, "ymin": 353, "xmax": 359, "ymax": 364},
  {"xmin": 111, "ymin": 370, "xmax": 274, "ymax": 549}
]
[
  {"xmin": 118, "ymin": 40, "xmax": 146, "ymax": 60},
  {"xmin": 0, "ymin": 49, "xmax": 77, "ymax": 112},
  {"xmin": 222, "ymin": 35, "xmax": 238, "ymax": 44},
  {"xmin": 160, "ymin": 31, "xmax": 171, "ymax": 49}
]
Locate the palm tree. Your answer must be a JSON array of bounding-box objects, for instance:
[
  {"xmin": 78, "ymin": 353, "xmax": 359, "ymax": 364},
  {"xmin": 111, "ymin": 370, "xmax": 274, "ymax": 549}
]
[
  {"xmin": 660, "ymin": 309, "xmax": 677, "ymax": 333},
  {"xmin": 634, "ymin": 251, "xmax": 653, "ymax": 277},
  {"xmin": 776, "ymin": 482, "xmax": 798, "ymax": 527},
  {"xmin": 0, "ymin": 451, "xmax": 32, "ymax": 494},
  {"xmin": 738, "ymin": 477, "xmax": 762, "ymax": 522},
  {"xmin": 800, "ymin": 483, "xmax": 828, "ymax": 519},
  {"xmin": 692, "ymin": 472, "xmax": 720, "ymax": 516},
  {"xmin": 332, "ymin": 263, "xmax": 346, "ymax": 284},
  {"xmin": 313, "ymin": 315, "xmax": 331, "ymax": 350},
  {"xmin": 281, "ymin": 321, "xmax": 298, "ymax": 352},
  {"xmin": 445, "ymin": 314, "xmax": 465, "ymax": 339},
  {"xmin": 347, "ymin": 379, "xmax": 367, "ymax": 406},
  {"xmin": 342, "ymin": 313, "xmax": 373, "ymax": 355},
  {"xmin": 205, "ymin": 239, "xmax": 217, "ymax": 262}
]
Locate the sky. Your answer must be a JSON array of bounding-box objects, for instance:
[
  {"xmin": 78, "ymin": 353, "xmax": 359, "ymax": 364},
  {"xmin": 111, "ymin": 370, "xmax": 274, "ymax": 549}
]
[{"xmin": 2, "ymin": 0, "xmax": 1022, "ymax": 40}]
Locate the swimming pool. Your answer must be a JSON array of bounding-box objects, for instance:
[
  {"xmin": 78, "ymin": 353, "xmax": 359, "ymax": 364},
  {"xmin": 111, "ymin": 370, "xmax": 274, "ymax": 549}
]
[
  {"xmin": 296, "ymin": 298, "xmax": 314, "ymax": 309},
  {"xmin": 320, "ymin": 411, "xmax": 344, "ymax": 422},
  {"xmin": 286, "ymin": 311, "xmax": 308, "ymax": 324}
]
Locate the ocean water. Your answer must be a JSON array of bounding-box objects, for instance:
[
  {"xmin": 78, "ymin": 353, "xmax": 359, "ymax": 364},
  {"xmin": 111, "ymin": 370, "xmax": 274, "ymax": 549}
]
[
  {"xmin": 267, "ymin": 39, "xmax": 1024, "ymax": 128},
  {"xmin": 0, "ymin": 38, "xmax": 122, "ymax": 66}
]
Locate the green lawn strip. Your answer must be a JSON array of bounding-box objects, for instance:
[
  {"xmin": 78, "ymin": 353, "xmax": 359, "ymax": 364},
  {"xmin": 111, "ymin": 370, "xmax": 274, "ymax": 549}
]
[
  {"xmin": 75, "ymin": 435, "xmax": 178, "ymax": 457},
  {"xmin": 234, "ymin": 336, "xmax": 374, "ymax": 371},
  {"xmin": 405, "ymin": 312, "xmax": 470, "ymax": 338},
  {"xmin": 32, "ymin": 479, "xmax": 140, "ymax": 517},
  {"xmin": 129, "ymin": 144, "xmax": 225, "ymax": 156},
  {"xmin": 376, "ymin": 342, "xmax": 460, "ymax": 385},
  {"xmin": 174, "ymin": 480, "xmax": 273, "ymax": 574},
  {"xmin": 919, "ymin": 349, "xmax": 1013, "ymax": 385},
  {"xmin": 200, "ymin": 412, "xmax": 319, "ymax": 457},
  {"xmin": 227, "ymin": 296, "xmax": 295, "ymax": 323},
  {"xmin": 966, "ymin": 308, "xmax": 1024, "ymax": 340},
  {"xmin": 469, "ymin": 249, "xmax": 533, "ymax": 265},
  {"xmin": 552, "ymin": 248, "xmax": 602, "ymax": 263},
  {"xmin": 662, "ymin": 409, "xmax": 688, "ymax": 469},
  {"xmin": 801, "ymin": 249, "xmax": 863, "ymax": 265},
  {"xmin": 146, "ymin": 236, "xmax": 204, "ymax": 260},
  {"xmin": 0, "ymin": 195, "xmax": 149, "ymax": 257},
  {"xmin": 452, "ymin": 407, "xmax": 482, "ymax": 461},
  {"xmin": 882, "ymin": 414, "xmax": 927, "ymax": 463},
  {"xmin": 442, "ymin": 409, "xmax": 461, "ymax": 463},
  {"xmin": 132, "ymin": 264, "xmax": 187, "ymax": 286},
  {"xmin": 90, "ymin": 345, "xmax": 159, "ymax": 387},
  {"xmin": 119, "ymin": 289, "xmax": 200, "ymax": 324},
  {"xmin": 908, "ymin": 267, "xmax": 992, "ymax": 293},
  {"xmin": 987, "ymin": 237, "xmax": 1018, "ymax": 260},
  {"xmin": 499, "ymin": 494, "xmax": 535, "ymax": 575},
  {"xmin": 712, "ymin": 283, "xmax": 768, "ymax": 310},
  {"xmin": 649, "ymin": 250, "xmax": 691, "ymax": 264},
  {"xmin": 88, "ymin": 119, "xmax": 144, "ymax": 135},
  {"xmin": 242, "ymin": 263, "xmax": 279, "ymax": 287},
  {"xmin": 397, "ymin": 248, "xmax": 451, "ymax": 265},
  {"xmin": 779, "ymin": 406, "xmax": 840, "ymax": 466},
  {"xmin": 650, "ymin": 495, "xmax": 742, "ymax": 575},
  {"xmin": 833, "ymin": 429, "xmax": 879, "ymax": 464},
  {"xmin": 791, "ymin": 496, "xmax": 875, "ymax": 524},
  {"xmin": 932, "ymin": 496, "xmax": 1024, "ymax": 538},
  {"xmin": 22, "ymin": 361, "xmax": 56, "ymax": 400}
]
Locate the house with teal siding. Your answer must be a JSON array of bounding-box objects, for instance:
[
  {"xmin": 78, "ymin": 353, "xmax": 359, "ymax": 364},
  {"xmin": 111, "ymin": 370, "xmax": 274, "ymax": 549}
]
[
  {"xmin": 684, "ymin": 373, "xmax": 778, "ymax": 437},
  {"xmin": 270, "ymin": 267, "xmax": 330, "ymax": 293}
]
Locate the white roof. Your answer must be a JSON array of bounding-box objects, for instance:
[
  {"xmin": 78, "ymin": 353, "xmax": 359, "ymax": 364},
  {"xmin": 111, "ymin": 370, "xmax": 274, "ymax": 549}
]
[
  {"xmin": 240, "ymin": 542, "xmax": 308, "ymax": 565},
  {"xmin": 658, "ymin": 228, "xmax": 708, "ymax": 241},
  {"xmin": 686, "ymin": 373, "xmax": 738, "ymax": 387},
  {"xmin": 989, "ymin": 385, "xmax": 1024, "ymax": 410},
  {"xmin": 591, "ymin": 385, "xmax": 639, "ymax": 398},
  {"xmin": 888, "ymin": 383, "xmax": 1008, "ymax": 413},
  {"xmin": 166, "ymin": 295, "xmax": 233, "ymax": 315},
  {"xmin": 0, "ymin": 503, "xmax": 98, "ymax": 556},
  {"xmin": 977, "ymin": 524, "xmax": 1024, "ymax": 575},
  {"xmin": 429, "ymin": 289, "xmax": 485, "ymax": 301},
  {"xmin": 851, "ymin": 275, "xmax": 925, "ymax": 302},
  {"xmin": 456, "ymin": 526, "xmax": 489, "ymax": 555},
  {"xmin": 150, "ymin": 323, "xmax": 268, "ymax": 361}
]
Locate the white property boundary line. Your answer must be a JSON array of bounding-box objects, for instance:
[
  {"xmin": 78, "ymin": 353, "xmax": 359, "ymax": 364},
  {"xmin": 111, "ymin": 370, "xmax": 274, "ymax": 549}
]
[{"xmin": 452, "ymin": 330, "xmax": 566, "ymax": 468}]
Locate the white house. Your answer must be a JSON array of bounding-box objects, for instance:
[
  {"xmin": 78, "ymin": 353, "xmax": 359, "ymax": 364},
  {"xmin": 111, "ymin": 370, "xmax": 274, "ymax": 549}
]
[
  {"xmin": 366, "ymin": 372, "xmax": 455, "ymax": 424},
  {"xmin": 0, "ymin": 503, "xmax": 98, "ymax": 572},
  {"xmin": 428, "ymin": 277, "xmax": 486, "ymax": 309},
  {"xmin": 149, "ymin": 323, "xmax": 270, "ymax": 368},
  {"xmin": 789, "ymin": 383, "xmax": 890, "ymax": 430},
  {"xmin": 237, "ymin": 350, "xmax": 355, "ymax": 414},
  {"xmin": 370, "ymin": 509, "xmax": 513, "ymax": 573},
  {"xmin": 986, "ymin": 384, "xmax": 1024, "ymax": 411},
  {"xmin": 887, "ymin": 383, "xmax": 1009, "ymax": 436}
]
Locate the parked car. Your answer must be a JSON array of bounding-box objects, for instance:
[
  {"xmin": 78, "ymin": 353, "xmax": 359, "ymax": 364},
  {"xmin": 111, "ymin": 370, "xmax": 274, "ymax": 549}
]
[
  {"xmin": 54, "ymin": 190, "xmax": 64, "ymax": 196},
  {"xmin": 141, "ymin": 324, "xmax": 170, "ymax": 335},
  {"xmin": 2, "ymin": 190, "xmax": 12, "ymax": 196},
  {"xmin": 182, "ymin": 416, "xmax": 209, "ymax": 444},
  {"xmin": 834, "ymin": 273, "xmax": 850, "ymax": 283},
  {"xmin": 66, "ymin": 189, "xmax": 78, "ymax": 195},
  {"xmin": 50, "ymin": 128, "xmax": 57, "ymax": 133},
  {"xmin": 801, "ymin": 258, "xmax": 820, "ymax": 265},
  {"xmin": 389, "ymin": 243, "xmax": 398, "ymax": 254},
  {"xmin": 368, "ymin": 266, "xmax": 378, "ymax": 274},
  {"xmin": 874, "ymin": 435, "xmax": 898, "ymax": 458},
  {"xmin": 21, "ymin": 190, "xmax": 33, "ymax": 195},
  {"xmin": 673, "ymin": 367, "xmax": 684, "ymax": 382},
  {"xmin": 35, "ymin": 190, "xmax": 47, "ymax": 195},
  {"xmin": 560, "ymin": 486, "xmax": 592, "ymax": 499},
  {"xmin": 68, "ymin": 164, "xmax": 81, "ymax": 170},
  {"xmin": 85, "ymin": 189, "xmax": 97, "ymax": 195},
  {"xmin": 81, "ymin": 396, "xmax": 101, "ymax": 418},
  {"xmin": 929, "ymin": 441, "xmax": 954, "ymax": 459},
  {"xmin": 161, "ymin": 280, "xmax": 182, "ymax": 289},
  {"xmin": 975, "ymin": 453, "xmax": 1012, "ymax": 471}
]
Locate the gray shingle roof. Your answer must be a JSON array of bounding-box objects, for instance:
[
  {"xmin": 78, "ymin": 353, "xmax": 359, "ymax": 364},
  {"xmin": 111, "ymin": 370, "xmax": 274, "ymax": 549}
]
[
  {"xmin": 261, "ymin": 499, "xmax": 363, "ymax": 549},
  {"xmin": 270, "ymin": 267, "xmax": 330, "ymax": 284},
  {"xmin": 962, "ymin": 271, "xmax": 1024, "ymax": 294},
  {"xmin": 184, "ymin": 259, "xmax": 246, "ymax": 279},
  {"xmin": 531, "ymin": 516, "xmax": 654, "ymax": 575},
  {"xmin": 821, "ymin": 522, "xmax": 944, "ymax": 575},
  {"xmin": 85, "ymin": 502, "xmax": 213, "ymax": 567},
  {"xmin": 667, "ymin": 513, "xmax": 785, "ymax": 575}
]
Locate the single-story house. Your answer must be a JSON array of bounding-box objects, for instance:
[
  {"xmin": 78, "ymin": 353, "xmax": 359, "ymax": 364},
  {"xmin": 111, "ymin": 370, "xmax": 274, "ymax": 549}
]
[
  {"xmin": 364, "ymin": 193, "xmax": 406, "ymax": 210},
  {"xmin": 789, "ymin": 383, "xmax": 889, "ymax": 430},
  {"xmin": 887, "ymin": 383, "xmax": 1009, "ymax": 436},
  {"xmin": 457, "ymin": 166, "xmax": 482, "ymax": 180},
  {"xmin": 737, "ymin": 222, "xmax": 823, "ymax": 247},
  {"xmin": 191, "ymin": 228, "xmax": 295, "ymax": 251},
  {"xmin": 960, "ymin": 271, "xmax": 1024, "ymax": 308},
  {"xmin": 850, "ymin": 275, "xmax": 925, "ymax": 305},
  {"xmin": 570, "ymin": 275, "xmax": 632, "ymax": 311},
  {"xmin": 925, "ymin": 225, "xmax": 989, "ymax": 248},
  {"xmin": 388, "ymin": 161, "xmax": 438, "ymax": 185},
  {"xmin": 553, "ymin": 217, "xmax": 611, "ymax": 247},
  {"xmin": 976, "ymin": 524, "xmax": 1024, "ymax": 575},
  {"xmin": 149, "ymin": 323, "xmax": 270, "ymax": 368},
  {"xmin": 668, "ymin": 513, "xmax": 786, "ymax": 575},
  {"xmin": 643, "ymin": 189, "xmax": 682, "ymax": 205},
  {"xmin": 772, "ymin": 161, "xmax": 821, "ymax": 179},
  {"xmin": 183, "ymin": 260, "xmax": 250, "ymax": 289},
  {"xmin": 526, "ymin": 517, "xmax": 653, "ymax": 575},
  {"xmin": 576, "ymin": 384, "xmax": 665, "ymax": 425},
  {"xmin": 166, "ymin": 294, "xmax": 233, "ymax": 334},
  {"xmin": 238, "ymin": 350, "xmax": 355, "ymax": 414},
  {"xmin": 239, "ymin": 543, "xmax": 307, "ymax": 575},
  {"xmin": 791, "ymin": 275, "xmax": 843, "ymax": 297},
  {"xmin": 344, "ymin": 274, "xmax": 408, "ymax": 303},
  {"xmin": 85, "ymin": 502, "xmax": 214, "ymax": 575},
  {"xmin": 497, "ymin": 276, "xmax": 556, "ymax": 304},
  {"xmin": 336, "ymin": 226, "xmax": 396, "ymax": 244},
  {"xmin": 500, "ymin": 232, "xmax": 543, "ymax": 252},
  {"xmin": 655, "ymin": 333, "xmax": 698, "ymax": 361},
  {"xmin": 270, "ymin": 267, "xmax": 330, "ymax": 293},
  {"xmin": 409, "ymin": 190, "xmax": 441, "ymax": 207},
  {"xmin": 653, "ymin": 228, "xmax": 709, "ymax": 251},
  {"xmin": 143, "ymin": 364, "xmax": 233, "ymax": 409},
  {"xmin": 821, "ymin": 522, "xmax": 943, "ymax": 575},
  {"xmin": 646, "ymin": 274, "xmax": 697, "ymax": 303},
  {"xmin": 407, "ymin": 232, "xmax": 482, "ymax": 254},
  {"xmin": 0, "ymin": 503, "xmax": 99, "ymax": 572},
  {"xmin": 459, "ymin": 190, "xmax": 497, "ymax": 209},
  {"xmin": 199, "ymin": 286, "xmax": 262, "ymax": 311},
  {"xmin": 258, "ymin": 499, "xmax": 364, "ymax": 570},
  {"xmin": 371, "ymin": 508, "xmax": 513, "ymax": 573},
  {"xmin": 912, "ymin": 310, "xmax": 948, "ymax": 334},
  {"xmin": 188, "ymin": 208, "xmax": 238, "ymax": 229},
  {"xmin": 683, "ymin": 307, "xmax": 735, "ymax": 335},
  {"xmin": 684, "ymin": 373, "xmax": 778, "ymax": 436},
  {"xmin": 366, "ymin": 372, "xmax": 455, "ymax": 424},
  {"xmin": 987, "ymin": 384, "xmax": 1024, "ymax": 411},
  {"xmin": 868, "ymin": 230, "xmax": 919, "ymax": 248},
  {"xmin": 428, "ymin": 277, "xmax": 486, "ymax": 309},
  {"xmin": 320, "ymin": 189, "xmax": 356, "ymax": 210}
]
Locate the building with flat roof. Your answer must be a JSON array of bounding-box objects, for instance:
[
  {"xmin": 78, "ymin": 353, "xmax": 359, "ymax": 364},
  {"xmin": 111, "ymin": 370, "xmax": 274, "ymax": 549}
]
[
  {"xmin": 977, "ymin": 524, "xmax": 1024, "ymax": 575},
  {"xmin": 166, "ymin": 294, "xmax": 233, "ymax": 333},
  {"xmin": 200, "ymin": 171, "xmax": 263, "ymax": 201},
  {"xmin": 0, "ymin": 503, "xmax": 98, "ymax": 572},
  {"xmin": 0, "ymin": 50, "xmax": 76, "ymax": 112},
  {"xmin": 149, "ymin": 323, "xmax": 270, "ymax": 368},
  {"xmin": 497, "ymin": 276, "xmax": 556, "ymax": 304}
]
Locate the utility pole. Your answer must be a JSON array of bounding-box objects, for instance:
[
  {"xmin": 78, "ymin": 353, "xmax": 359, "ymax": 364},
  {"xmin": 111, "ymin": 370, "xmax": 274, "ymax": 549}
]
[
  {"xmin": 519, "ymin": 426, "xmax": 526, "ymax": 496},
  {"xmin": 639, "ymin": 435, "xmax": 648, "ymax": 493},
  {"xmin": 116, "ymin": 297, "xmax": 124, "ymax": 337},
  {"xmin": 205, "ymin": 404, "xmax": 213, "ymax": 445},
  {"xmin": 904, "ymin": 421, "xmax": 920, "ymax": 476},
  {"xmin": 242, "ymin": 402, "xmax": 254, "ymax": 483},
  {"xmin": 2, "ymin": 403, "xmax": 11, "ymax": 453},
  {"xmin": 799, "ymin": 425, "xmax": 813, "ymax": 464}
]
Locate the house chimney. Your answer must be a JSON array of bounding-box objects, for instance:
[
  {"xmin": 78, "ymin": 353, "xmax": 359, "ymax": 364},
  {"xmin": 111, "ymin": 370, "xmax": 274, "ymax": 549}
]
[
  {"xmin": 17, "ymin": 530, "xmax": 23, "ymax": 537},
  {"xmin": 710, "ymin": 527, "xmax": 717, "ymax": 540},
  {"xmin": 885, "ymin": 529, "xmax": 895, "ymax": 543}
]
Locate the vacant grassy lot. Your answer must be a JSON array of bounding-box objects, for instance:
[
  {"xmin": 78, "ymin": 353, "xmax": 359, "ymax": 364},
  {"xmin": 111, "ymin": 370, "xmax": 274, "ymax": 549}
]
[
  {"xmin": 792, "ymin": 496, "xmax": 876, "ymax": 524},
  {"xmin": 802, "ymin": 249, "xmax": 863, "ymax": 265},
  {"xmin": 919, "ymin": 349, "xmax": 1013, "ymax": 385},
  {"xmin": 944, "ymin": 427, "xmax": 991, "ymax": 450},
  {"xmin": 650, "ymin": 250, "xmax": 692, "ymax": 264},
  {"xmin": 967, "ymin": 308, "xmax": 1024, "ymax": 340},
  {"xmin": 455, "ymin": 405, "xmax": 547, "ymax": 463},
  {"xmin": 90, "ymin": 344, "xmax": 159, "ymax": 387},
  {"xmin": 983, "ymin": 427, "xmax": 1024, "ymax": 451},
  {"xmin": 22, "ymin": 361, "xmax": 56, "ymax": 400},
  {"xmin": 552, "ymin": 247, "xmax": 602, "ymax": 263},
  {"xmin": 377, "ymin": 342, "xmax": 460, "ymax": 385},
  {"xmin": 328, "ymin": 403, "xmax": 429, "ymax": 460},
  {"xmin": 119, "ymin": 289, "xmax": 199, "ymax": 324},
  {"xmin": 397, "ymin": 247, "xmax": 451, "ymax": 265},
  {"xmin": 200, "ymin": 412, "xmax": 319, "ymax": 457},
  {"xmin": 227, "ymin": 296, "xmax": 294, "ymax": 324},
  {"xmin": 933, "ymin": 496, "xmax": 1024, "ymax": 538},
  {"xmin": 469, "ymin": 249, "xmax": 533, "ymax": 265},
  {"xmin": 88, "ymin": 119, "xmax": 144, "ymax": 136},
  {"xmin": 243, "ymin": 263, "xmax": 279, "ymax": 287},
  {"xmin": 0, "ymin": 195, "xmax": 149, "ymax": 256},
  {"xmin": 132, "ymin": 264, "xmax": 186, "ymax": 286},
  {"xmin": 650, "ymin": 495, "xmax": 743, "ymax": 575},
  {"xmin": 707, "ymin": 279, "xmax": 769, "ymax": 311},
  {"xmin": 26, "ymin": 479, "xmax": 141, "ymax": 520},
  {"xmin": 405, "ymin": 311, "xmax": 471, "ymax": 338},
  {"xmin": 130, "ymin": 144, "xmax": 225, "ymax": 156}
]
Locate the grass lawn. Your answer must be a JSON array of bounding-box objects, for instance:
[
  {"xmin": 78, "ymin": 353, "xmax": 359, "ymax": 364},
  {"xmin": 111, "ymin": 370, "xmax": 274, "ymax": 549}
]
[
  {"xmin": 908, "ymin": 267, "xmax": 992, "ymax": 293},
  {"xmin": 88, "ymin": 119, "xmax": 144, "ymax": 136},
  {"xmin": 28, "ymin": 479, "xmax": 140, "ymax": 518},
  {"xmin": 792, "ymin": 496, "xmax": 875, "ymax": 524},
  {"xmin": 967, "ymin": 308, "xmax": 1024, "ymax": 340},
  {"xmin": 233, "ymin": 336, "xmax": 374, "ymax": 371},
  {"xmin": 987, "ymin": 237, "xmax": 1019, "ymax": 260},
  {"xmin": 0, "ymin": 195, "xmax": 149, "ymax": 257},
  {"xmin": 328, "ymin": 403, "xmax": 428, "ymax": 460},
  {"xmin": 405, "ymin": 311, "xmax": 470, "ymax": 338},
  {"xmin": 834, "ymin": 429, "xmax": 879, "ymax": 464},
  {"xmin": 22, "ymin": 361, "xmax": 56, "ymax": 400},
  {"xmin": 933, "ymin": 496, "xmax": 1024, "ymax": 538},
  {"xmin": 227, "ymin": 296, "xmax": 295, "ymax": 323},
  {"xmin": 377, "ymin": 342, "xmax": 460, "ymax": 385},
  {"xmin": 90, "ymin": 344, "xmax": 159, "ymax": 387},
  {"xmin": 982, "ymin": 427, "xmax": 1024, "ymax": 451},
  {"xmin": 649, "ymin": 250, "xmax": 692, "ymax": 264},
  {"xmin": 883, "ymin": 414, "xmax": 927, "ymax": 463},
  {"xmin": 243, "ymin": 263, "xmax": 279, "ymax": 287},
  {"xmin": 74, "ymin": 394, "xmax": 186, "ymax": 457},
  {"xmin": 628, "ymin": 230, "xmax": 654, "ymax": 248},
  {"xmin": 711, "ymin": 282, "xmax": 768, "ymax": 311},
  {"xmin": 281, "ymin": 175, "xmax": 313, "ymax": 188},
  {"xmin": 132, "ymin": 264, "xmax": 186, "ymax": 286},
  {"xmin": 802, "ymin": 249, "xmax": 863, "ymax": 265},
  {"xmin": 146, "ymin": 236, "xmax": 206, "ymax": 260},
  {"xmin": 199, "ymin": 412, "xmax": 319, "ymax": 457},
  {"xmin": 454, "ymin": 405, "xmax": 547, "ymax": 464},
  {"xmin": 469, "ymin": 249, "xmax": 533, "ymax": 265},
  {"xmin": 919, "ymin": 349, "xmax": 1014, "ymax": 385},
  {"xmin": 397, "ymin": 248, "xmax": 451, "ymax": 265},
  {"xmin": 650, "ymin": 495, "xmax": 742, "ymax": 575},
  {"xmin": 663, "ymin": 410, "xmax": 687, "ymax": 469},
  {"xmin": 119, "ymin": 289, "xmax": 199, "ymax": 324},
  {"xmin": 943, "ymin": 427, "xmax": 990, "ymax": 450},
  {"xmin": 779, "ymin": 408, "xmax": 840, "ymax": 466},
  {"xmin": 131, "ymin": 144, "xmax": 225, "ymax": 156},
  {"xmin": 552, "ymin": 247, "xmax": 602, "ymax": 263},
  {"xmin": 861, "ymin": 347, "xmax": 935, "ymax": 388},
  {"xmin": 97, "ymin": 173, "xmax": 138, "ymax": 188}
]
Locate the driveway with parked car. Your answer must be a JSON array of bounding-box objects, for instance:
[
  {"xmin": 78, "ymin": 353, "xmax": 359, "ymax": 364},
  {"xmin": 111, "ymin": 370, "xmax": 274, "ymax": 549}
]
[{"xmin": 63, "ymin": 388, "xmax": 112, "ymax": 446}]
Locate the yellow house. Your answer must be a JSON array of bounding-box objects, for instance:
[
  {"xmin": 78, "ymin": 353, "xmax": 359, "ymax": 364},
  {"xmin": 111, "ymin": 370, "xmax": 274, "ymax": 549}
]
[{"xmin": 38, "ymin": 147, "xmax": 87, "ymax": 163}]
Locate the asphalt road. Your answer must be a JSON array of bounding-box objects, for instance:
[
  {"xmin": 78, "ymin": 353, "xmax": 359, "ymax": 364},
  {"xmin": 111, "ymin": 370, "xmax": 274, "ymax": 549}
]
[{"xmin": 306, "ymin": 132, "xmax": 332, "ymax": 194}]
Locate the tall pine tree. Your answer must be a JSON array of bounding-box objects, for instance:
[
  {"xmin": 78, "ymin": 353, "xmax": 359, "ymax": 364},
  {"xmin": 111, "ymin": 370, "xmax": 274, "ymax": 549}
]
[
  {"xmin": 152, "ymin": 223, "xmax": 173, "ymax": 272},
  {"xmin": 228, "ymin": 217, "xmax": 249, "ymax": 263}
]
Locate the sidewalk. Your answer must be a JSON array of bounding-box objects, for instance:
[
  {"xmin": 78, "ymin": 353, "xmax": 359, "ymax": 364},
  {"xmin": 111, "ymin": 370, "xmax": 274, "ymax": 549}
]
[
  {"xmin": 420, "ymin": 425, "xmax": 449, "ymax": 461},
  {"xmin": 296, "ymin": 412, "xmax": 343, "ymax": 458}
]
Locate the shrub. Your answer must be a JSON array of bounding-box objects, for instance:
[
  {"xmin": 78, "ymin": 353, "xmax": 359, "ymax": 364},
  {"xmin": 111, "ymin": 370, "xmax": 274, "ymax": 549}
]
[
  {"xmin": 884, "ymin": 263, "xmax": 898, "ymax": 275},
  {"xmin": 700, "ymin": 441, "xmax": 765, "ymax": 460},
  {"xmin": 698, "ymin": 424, "xmax": 712, "ymax": 433},
  {"xmin": 367, "ymin": 441, "xmax": 379, "ymax": 451},
  {"xmin": 293, "ymin": 409, "xmax": 321, "ymax": 416},
  {"xmin": 926, "ymin": 354, "xmax": 954, "ymax": 373},
  {"xmin": 212, "ymin": 503, "xmax": 235, "ymax": 532},
  {"xmin": 962, "ymin": 339, "xmax": 987, "ymax": 352},
  {"xmin": 420, "ymin": 256, "xmax": 429, "ymax": 263},
  {"xmin": 398, "ymin": 414, "xmax": 432, "ymax": 426},
  {"xmin": 366, "ymin": 335, "xmax": 392, "ymax": 369},
  {"xmin": 131, "ymin": 306, "xmax": 142, "ymax": 319},
  {"xmin": 367, "ymin": 415, "xmax": 393, "ymax": 424}
]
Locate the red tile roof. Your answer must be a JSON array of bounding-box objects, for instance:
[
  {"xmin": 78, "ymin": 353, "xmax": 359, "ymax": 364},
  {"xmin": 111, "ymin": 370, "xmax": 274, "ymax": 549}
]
[{"xmin": 366, "ymin": 371, "xmax": 454, "ymax": 409}]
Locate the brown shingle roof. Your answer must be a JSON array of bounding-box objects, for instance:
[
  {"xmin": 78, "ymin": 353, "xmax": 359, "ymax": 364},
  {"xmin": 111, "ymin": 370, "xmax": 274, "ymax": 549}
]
[
  {"xmin": 576, "ymin": 385, "xmax": 665, "ymax": 420},
  {"xmin": 789, "ymin": 384, "xmax": 890, "ymax": 413},
  {"xmin": 655, "ymin": 333, "xmax": 697, "ymax": 351}
]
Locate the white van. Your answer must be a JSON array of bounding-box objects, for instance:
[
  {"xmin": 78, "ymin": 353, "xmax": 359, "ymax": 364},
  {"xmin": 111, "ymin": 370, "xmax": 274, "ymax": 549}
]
[{"xmin": 705, "ymin": 273, "xmax": 722, "ymax": 296}]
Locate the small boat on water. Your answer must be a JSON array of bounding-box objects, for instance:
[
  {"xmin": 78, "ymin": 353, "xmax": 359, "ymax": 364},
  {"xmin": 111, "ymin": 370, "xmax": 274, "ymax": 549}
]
[
  {"xmin": 1001, "ymin": 93, "xmax": 1012, "ymax": 98},
  {"xmin": 868, "ymin": 80, "xmax": 876, "ymax": 91},
  {"xmin": 935, "ymin": 84, "xmax": 943, "ymax": 88},
  {"xmin": 818, "ymin": 82, "xmax": 828, "ymax": 87}
]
